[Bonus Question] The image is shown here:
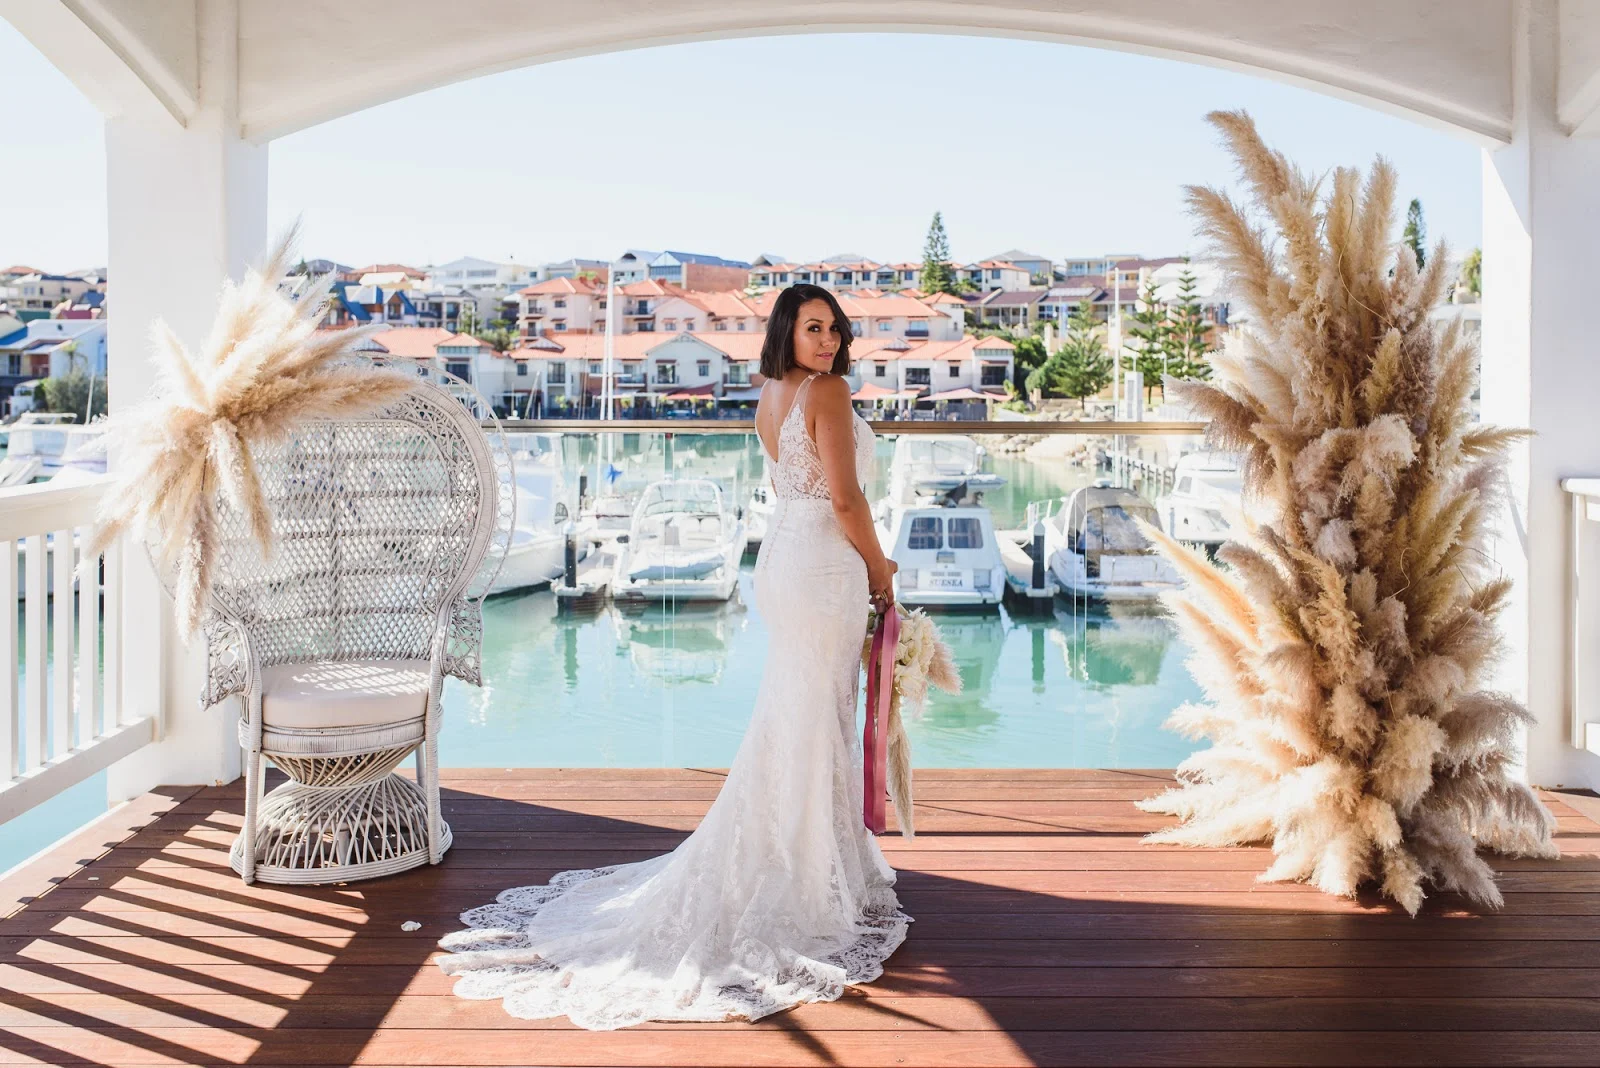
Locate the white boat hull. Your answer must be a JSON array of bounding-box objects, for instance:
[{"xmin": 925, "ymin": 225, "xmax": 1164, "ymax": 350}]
[{"xmin": 489, "ymin": 528, "xmax": 593, "ymax": 596}]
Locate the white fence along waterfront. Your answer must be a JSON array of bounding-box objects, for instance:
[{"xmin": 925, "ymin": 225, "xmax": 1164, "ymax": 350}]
[{"xmin": 0, "ymin": 479, "xmax": 149, "ymax": 825}]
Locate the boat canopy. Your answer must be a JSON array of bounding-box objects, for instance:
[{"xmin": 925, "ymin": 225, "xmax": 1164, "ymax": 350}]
[{"xmin": 1062, "ymin": 487, "xmax": 1161, "ymax": 562}]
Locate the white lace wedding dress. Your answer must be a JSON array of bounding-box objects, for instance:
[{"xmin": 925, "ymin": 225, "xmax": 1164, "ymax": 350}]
[{"xmin": 436, "ymin": 371, "xmax": 909, "ymax": 1030}]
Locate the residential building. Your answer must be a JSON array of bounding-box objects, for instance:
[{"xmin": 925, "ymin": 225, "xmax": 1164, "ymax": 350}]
[
  {"xmin": 353, "ymin": 263, "xmax": 427, "ymax": 283},
  {"xmin": 425, "ymin": 257, "xmax": 538, "ymax": 291},
  {"xmin": 1060, "ymin": 254, "xmax": 1140, "ymax": 278},
  {"xmin": 972, "ymin": 287, "xmax": 1046, "ymax": 329},
  {"xmin": 329, "ymin": 283, "xmax": 420, "ymax": 326},
  {"xmin": 5, "ymin": 273, "xmax": 95, "ymax": 320},
  {"xmin": 845, "ymin": 334, "xmax": 1016, "ymax": 400},
  {"xmin": 645, "ymin": 251, "xmax": 751, "ymax": 290},
  {"xmin": 958, "ymin": 260, "xmax": 1031, "ymax": 292},
  {"xmin": 0, "ymin": 318, "xmax": 108, "ymax": 411},
  {"xmin": 987, "ymin": 249, "xmax": 1054, "ymax": 283},
  {"xmin": 541, "ymin": 257, "xmax": 609, "ymax": 281},
  {"xmin": 1039, "ymin": 277, "xmax": 1140, "ymax": 324},
  {"xmin": 609, "ymin": 250, "xmax": 662, "ymax": 285},
  {"xmin": 410, "ymin": 288, "xmax": 504, "ymax": 331},
  {"xmin": 517, "ymin": 276, "xmax": 604, "ymax": 335}
]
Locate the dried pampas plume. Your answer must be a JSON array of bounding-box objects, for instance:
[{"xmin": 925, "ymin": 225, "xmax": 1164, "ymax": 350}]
[
  {"xmin": 82, "ymin": 225, "xmax": 416, "ymax": 638},
  {"xmin": 1137, "ymin": 112, "xmax": 1555, "ymax": 914},
  {"xmin": 863, "ymin": 604, "xmax": 963, "ymax": 837}
]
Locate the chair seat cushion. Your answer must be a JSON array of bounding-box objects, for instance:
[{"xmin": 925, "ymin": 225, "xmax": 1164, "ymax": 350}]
[{"xmin": 260, "ymin": 660, "xmax": 432, "ymax": 730}]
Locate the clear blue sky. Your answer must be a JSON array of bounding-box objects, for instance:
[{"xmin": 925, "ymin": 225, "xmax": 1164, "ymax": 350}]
[{"xmin": 1, "ymin": 21, "xmax": 1482, "ymax": 273}]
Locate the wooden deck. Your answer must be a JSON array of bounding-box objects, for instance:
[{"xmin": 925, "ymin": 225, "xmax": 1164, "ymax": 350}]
[{"xmin": 1, "ymin": 768, "xmax": 1599, "ymax": 1067}]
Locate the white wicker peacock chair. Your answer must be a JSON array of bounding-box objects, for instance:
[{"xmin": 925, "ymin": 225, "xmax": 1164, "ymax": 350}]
[{"xmin": 197, "ymin": 370, "xmax": 513, "ymax": 885}]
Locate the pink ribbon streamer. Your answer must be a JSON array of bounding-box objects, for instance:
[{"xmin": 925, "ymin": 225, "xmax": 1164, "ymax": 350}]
[{"xmin": 863, "ymin": 603, "xmax": 899, "ymax": 834}]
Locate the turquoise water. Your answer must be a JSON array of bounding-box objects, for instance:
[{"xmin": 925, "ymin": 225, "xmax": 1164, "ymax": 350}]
[
  {"xmin": 440, "ymin": 431, "xmax": 1204, "ymax": 769},
  {"xmin": 1, "ymin": 429, "xmax": 1206, "ymax": 872},
  {"xmin": 441, "ymin": 573, "xmax": 1202, "ymax": 770}
]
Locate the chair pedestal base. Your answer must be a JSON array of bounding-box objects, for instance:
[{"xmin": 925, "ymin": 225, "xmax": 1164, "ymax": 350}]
[{"xmin": 230, "ymin": 771, "xmax": 452, "ymax": 885}]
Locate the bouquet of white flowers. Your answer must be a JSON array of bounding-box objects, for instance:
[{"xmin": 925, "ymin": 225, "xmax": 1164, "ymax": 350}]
[{"xmin": 861, "ymin": 601, "xmax": 962, "ymax": 837}]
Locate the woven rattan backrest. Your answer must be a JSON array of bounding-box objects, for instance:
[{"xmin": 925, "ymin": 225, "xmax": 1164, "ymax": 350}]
[{"xmin": 207, "ymin": 383, "xmax": 498, "ymax": 669}]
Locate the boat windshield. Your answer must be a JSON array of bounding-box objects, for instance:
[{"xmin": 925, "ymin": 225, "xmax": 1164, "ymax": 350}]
[
  {"xmin": 906, "ymin": 438, "xmax": 977, "ymax": 466},
  {"xmin": 640, "ymin": 482, "xmax": 721, "ymax": 516}
]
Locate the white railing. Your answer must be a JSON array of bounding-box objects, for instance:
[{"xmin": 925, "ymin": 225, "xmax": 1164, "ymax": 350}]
[
  {"xmin": 0, "ymin": 479, "xmax": 151, "ymax": 825},
  {"xmin": 1563, "ymin": 478, "xmax": 1600, "ymax": 756}
]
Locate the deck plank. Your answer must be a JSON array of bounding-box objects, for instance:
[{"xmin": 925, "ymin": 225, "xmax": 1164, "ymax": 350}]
[{"xmin": 0, "ymin": 769, "xmax": 1596, "ymax": 1067}]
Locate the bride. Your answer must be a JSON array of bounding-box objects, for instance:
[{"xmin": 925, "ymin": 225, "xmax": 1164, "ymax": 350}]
[{"xmin": 436, "ymin": 283, "xmax": 909, "ymax": 1030}]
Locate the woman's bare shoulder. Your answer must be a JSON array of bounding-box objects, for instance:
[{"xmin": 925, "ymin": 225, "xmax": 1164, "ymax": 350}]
[{"xmin": 807, "ymin": 372, "xmax": 853, "ymax": 409}]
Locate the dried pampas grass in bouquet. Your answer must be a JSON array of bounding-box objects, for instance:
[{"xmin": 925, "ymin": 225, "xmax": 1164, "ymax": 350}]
[
  {"xmin": 82, "ymin": 225, "xmax": 416, "ymax": 638},
  {"xmin": 1136, "ymin": 111, "xmax": 1555, "ymax": 914}
]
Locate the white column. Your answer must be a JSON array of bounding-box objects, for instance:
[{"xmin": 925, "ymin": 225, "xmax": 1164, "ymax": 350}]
[
  {"xmin": 1482, "ymin": 0, "xmax": 1600, "ymax": 790},
  {"xmin": 105, "ymin": 1, "xmax": 267, "ymax": 801}
]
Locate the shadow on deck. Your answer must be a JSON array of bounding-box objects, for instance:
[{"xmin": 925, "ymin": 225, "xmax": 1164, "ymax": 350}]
[{"xmin": 0, "ymin": 768, "xmax": 1597, "ymax": 1067}]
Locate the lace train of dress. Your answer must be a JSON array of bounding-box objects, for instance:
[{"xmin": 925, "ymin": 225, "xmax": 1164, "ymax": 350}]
[{"xmin": 435, "ymin": 372, "xmax": 908, "ymax": 1030}]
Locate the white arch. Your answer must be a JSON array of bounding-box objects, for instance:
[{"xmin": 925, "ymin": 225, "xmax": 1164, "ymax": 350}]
[
  {"xmin": 0, "ymin": 0, "xmax": 1543, "ymax": 145},
  {"xmin": 237, "ymin": 1, "xmax": 1515, "ymax": 144}
]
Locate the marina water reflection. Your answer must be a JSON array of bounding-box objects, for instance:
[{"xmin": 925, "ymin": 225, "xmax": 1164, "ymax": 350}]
[{"xmin": 440, "ymin": 560, "xmax": 1203, "ymax": 770}]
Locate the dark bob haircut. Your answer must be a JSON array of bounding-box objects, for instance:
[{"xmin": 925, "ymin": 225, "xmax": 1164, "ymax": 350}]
[{"xmin": 759, "ymin": 284, "xmax": 853, "ymax": 380}]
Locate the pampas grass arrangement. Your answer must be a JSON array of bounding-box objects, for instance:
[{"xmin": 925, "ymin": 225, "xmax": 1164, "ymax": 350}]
[
  {"xmin": 1136, "ymin": 111, "xmax": 1556, "ymax": 914},
  {"xmin": 83, "ymin": 228, "xmax": 416, "ymax": 637}
]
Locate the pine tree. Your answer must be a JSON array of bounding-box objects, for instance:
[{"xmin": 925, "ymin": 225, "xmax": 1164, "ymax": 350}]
[
  {"xmin": 920, "ymin": 212, "xmax": 957, "ymax": 295},
  {"xmin": 1164, "ymin": 267, "xmax": 1213, "ymax": 382},
  {"xmin": 1128, "ymin": 277, "xmax": 1170, "ymax": 403},
  {"xmin": 1050, "ymin": 300, "xmax": 1112, "ymax": 410},
  {"xmin": 1403, "ymin": 198, "xmax": 1427, "ymax": 269},
  {"xmin": 1460, "ymin": 247, "xmax": 1482, "ymax": 299}
]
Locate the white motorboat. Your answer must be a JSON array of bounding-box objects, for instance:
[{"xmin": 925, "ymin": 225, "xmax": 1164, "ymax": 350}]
[
  {"xmin": 884, "ymin": 434, "xmax": 1006, "ymax": 504},
  {"xmin": 0, "ymin": 413, "xmax": 98, "ymax": 487},
  {"xmin": 878, "ymin": 498, "xmax": 1006, "ymax": 610},
  {"xmin": 1041, "ymin": 484, "xmax": 1182, "ymax": 602},
  {"xmin": 612, "ymin": 478, "xmax": 747, "ymax": 604},
  {"xmin": 488, "ymin": 438, "xmax": 596, "ymax": 596},
  {"xmin": 1153, "ymin": 451, "xmax": 1244, "ymax": 556}
]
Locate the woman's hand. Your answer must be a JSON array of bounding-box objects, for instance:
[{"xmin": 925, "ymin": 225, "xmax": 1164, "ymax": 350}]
[{"xmin": 868, "ymin": 557, "xmax": 899, "ymax": 605}]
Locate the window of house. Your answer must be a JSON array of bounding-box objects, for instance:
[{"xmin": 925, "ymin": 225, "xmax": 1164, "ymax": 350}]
[
  {"xmin": 554, "ymin": 298, "xmax": 566, "ymax": 308},
  {"xmin": 696, "ymin": 360, "xmax": 710, "ymax": 376},
  {"xmin": 729, "ymin": 365, "xmax": 749, "ymax": 384},
  {"xmin": 850, "ymin": 321, "xmax": 863, "ymax": 337},
  {"xmin": 906, "ymin": 368, "xmax": 930, "ymax": 386},
  {"xmin": 685, "ymin": 320, "xmax": 695, "ymax": 331},
  {"xmin": 589, "ymin": 362, "xmax": 603, "ymax": 374},
  {"xmin": 664, "ymin": 319, "xmax": 677, "ymax": 331},
  {"xmin": 737, "ymin": 321, "xmax": 747, "ymax": 331},
  {"xmin": 877, "ymin": 321, "xmax": 891, "ymax": 332},
  {"xmin": 548, "ymin": 363, "xmax": 565, "ymax": 384},
  {"xmin": 714, "ymin": 320, "xmax": 726, "ymax": 331},
  {"xmin": 981, "ymin": 366, "xmax": 1007, "ymax": 386},
  {"xmin": 990, "ymin": 269, "xmax": 1000, "ymax": 280},
  {"xmin": 949, "ymin": 364, "xmax": 960, "ymax": 377},
  {"xmin": 516, "ymin": 362, "xmax": 529, "ymax": 377},
  {"xmin": 875, "ymin": 363, "xmax": 886, "ymax": 378},
  {"xmin": 554, "ymin": 321, "xmax": 567, "ymax": 331},
  {"xmin": 657, "ymin": 362, "xmax": 678, "ymax": 384}
]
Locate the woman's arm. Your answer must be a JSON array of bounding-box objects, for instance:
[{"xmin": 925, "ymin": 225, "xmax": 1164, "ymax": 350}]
[{"xmin": 807, "ymin": 374, "xmax": 891, "ymax": 576}]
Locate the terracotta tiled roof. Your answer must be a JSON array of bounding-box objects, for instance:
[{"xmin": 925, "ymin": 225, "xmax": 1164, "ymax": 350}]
[
  {"xmin": 366, "ymin": 326, "xmax": 457, "ymax": 359},
  {"xmin": 354, "ymin": 263, "xmax": 427, "ymax": 279},
  {"xmin": 521, "ymin": 277, "xmax": 600, "ymax": 297}
]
